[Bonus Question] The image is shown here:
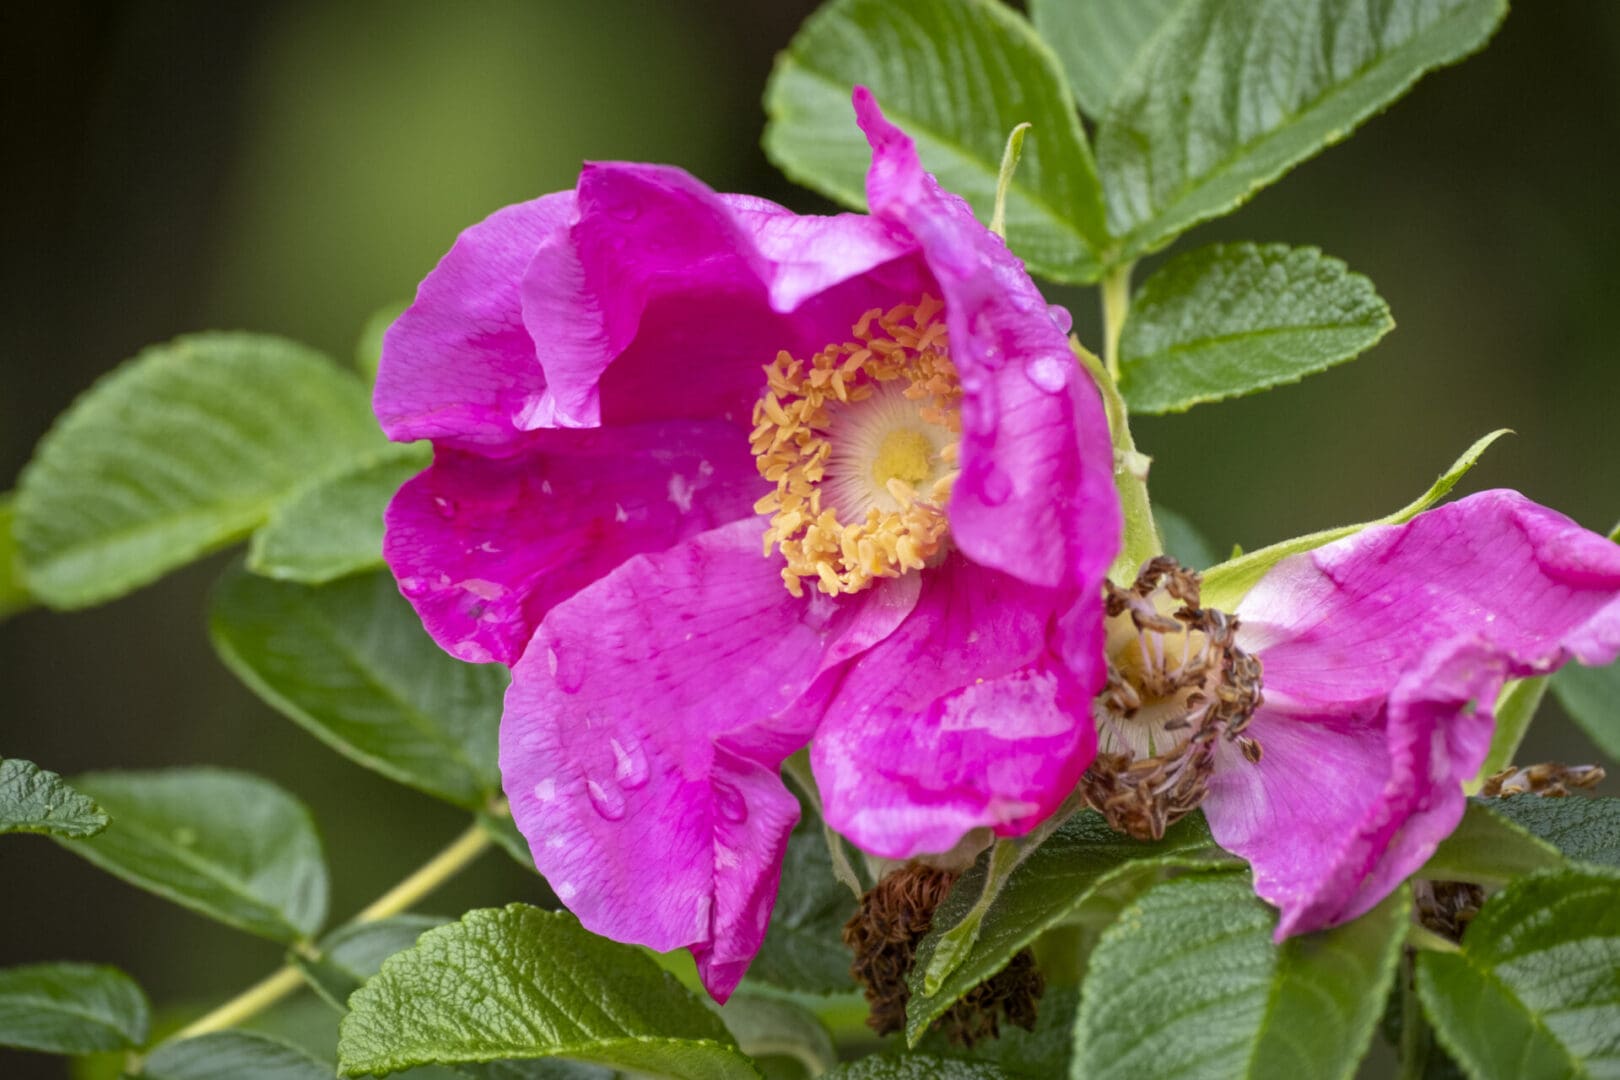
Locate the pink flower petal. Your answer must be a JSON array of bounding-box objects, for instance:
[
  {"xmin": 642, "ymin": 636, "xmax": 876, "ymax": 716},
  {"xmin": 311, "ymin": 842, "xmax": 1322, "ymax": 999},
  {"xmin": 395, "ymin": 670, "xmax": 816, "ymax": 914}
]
[
  {"xmin": 376, "ymin": 193, "xmax": 572, "ymax": 448},
  {"xmin": 524, "ymin": 165, "xmax": 923, "ymax": 432},
  {"xmin": 853, "ymin": 89, "xmax": 1121, "ymax": 601},
  {"xmin": 1207, "ymin": 490, "xmax": 1620, "ymax": 936},
  {"xmin": 501, "ymin": 519, "xmax": 919, "ymax": 1001},
  {"xmin": 811, "ymin": 557, "xmax": 1093, "ymax": 858},
  {"xmin": 384, "ymin": 421, "xmax": 761, "ymax": 666}
]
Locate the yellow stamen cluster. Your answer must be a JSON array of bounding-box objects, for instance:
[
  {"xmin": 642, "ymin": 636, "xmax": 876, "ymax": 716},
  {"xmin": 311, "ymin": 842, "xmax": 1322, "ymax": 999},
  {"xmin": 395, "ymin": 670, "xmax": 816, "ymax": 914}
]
[{"xmin": 750, "ymin": 296, "xmax": 962, "ymax": 597}]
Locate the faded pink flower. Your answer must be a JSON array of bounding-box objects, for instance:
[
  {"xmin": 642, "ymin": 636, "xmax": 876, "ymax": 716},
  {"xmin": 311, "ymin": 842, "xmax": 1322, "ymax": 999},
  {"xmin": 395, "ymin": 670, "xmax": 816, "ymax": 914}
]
[
  {"xmin": 1091, "ymin": 491, "xmax": 1620, "ymax": 938},
  {"xmin": 374, "ymin": 89, "xmax": 1120, "ymax": 999}
]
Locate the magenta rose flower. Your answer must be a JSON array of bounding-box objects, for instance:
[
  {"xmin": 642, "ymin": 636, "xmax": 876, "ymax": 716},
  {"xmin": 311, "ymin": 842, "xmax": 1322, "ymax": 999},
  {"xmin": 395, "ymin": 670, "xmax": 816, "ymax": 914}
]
[
  {"xmin": 1089, "ymin": 490, "xmax": 1620, "ymax": 939},
  {"xmin": 374, "ymin": 88, "xmax": 1120, "ymax": 1000}
]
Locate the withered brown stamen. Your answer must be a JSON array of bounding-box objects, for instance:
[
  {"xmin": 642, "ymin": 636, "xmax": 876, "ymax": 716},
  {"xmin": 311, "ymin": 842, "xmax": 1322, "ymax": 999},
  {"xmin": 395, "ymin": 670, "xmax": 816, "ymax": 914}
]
[
  {"xmin": 1082, "ymin": 557, "xmax": 1264, "ymax": 841},
  {"xmin": 842, "ymin": 863, "xmax": 1043, "ymax": 1046},
  {"xmin": 1413, "ymin": 878, "xmax": 1485, "ymax": 941},
  {"xmin": 1481, "ymin": 761, "xmax": 1605, "ymax": 798}
]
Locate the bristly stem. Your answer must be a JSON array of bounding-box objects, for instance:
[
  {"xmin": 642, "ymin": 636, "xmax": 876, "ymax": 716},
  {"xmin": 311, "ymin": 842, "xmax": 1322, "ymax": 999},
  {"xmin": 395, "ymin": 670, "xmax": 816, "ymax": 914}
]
[{"xmin": 161, "ymin": 816, "xmax": 494, "ymax": 1046}]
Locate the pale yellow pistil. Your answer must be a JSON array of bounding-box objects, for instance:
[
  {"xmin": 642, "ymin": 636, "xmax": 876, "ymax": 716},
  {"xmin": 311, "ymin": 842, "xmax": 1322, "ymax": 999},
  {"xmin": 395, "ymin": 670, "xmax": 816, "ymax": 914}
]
[{"xmin": 750, "ymin": 296, "xmax": 962, "ymax": 597}]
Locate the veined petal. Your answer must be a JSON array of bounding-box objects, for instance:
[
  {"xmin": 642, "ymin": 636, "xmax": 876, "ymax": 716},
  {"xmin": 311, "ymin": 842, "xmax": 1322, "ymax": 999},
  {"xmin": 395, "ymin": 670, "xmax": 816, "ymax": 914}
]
[
  {"xmin": 525, "ymin": 166, "xmax": 925, "ymax": 432},
  {"xmin": 376, "ymin": 193, "xmax": 572, "ymax": 448},
  {"xmin": 384, "ymin": 421, "xmax": 760, "ymax": 666},
  {"xmin": 1209, "ymin": 489, "xmax": 1620, "ymax": 936},
  {"xmin": 853, "ymin": 88, "xmax": 1120, "ymax": 598},
  {"xmin": 812, "ymin": 557, "xmax": 1092, "ymax": 859},
  {"xmin": 501, "ymin": 519, "xmax": 918, "ymax": 1001}
]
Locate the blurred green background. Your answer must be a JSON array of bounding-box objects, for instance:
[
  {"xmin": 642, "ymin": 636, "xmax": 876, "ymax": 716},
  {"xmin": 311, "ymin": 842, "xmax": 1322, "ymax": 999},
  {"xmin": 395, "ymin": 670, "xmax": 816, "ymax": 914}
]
[{"xmin": 2, "ymin": 2, "xmax": 1616, "ymax": 1077}]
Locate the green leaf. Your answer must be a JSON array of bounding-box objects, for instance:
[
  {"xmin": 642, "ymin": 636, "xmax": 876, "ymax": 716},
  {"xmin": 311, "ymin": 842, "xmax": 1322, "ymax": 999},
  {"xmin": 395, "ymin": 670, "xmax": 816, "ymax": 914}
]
[
  {"xmin": 356, "ymin": 301, "xmax": 409, "ymax": 385},
  {"xmin": 337, "ymin": 905, "xmax": 760, "ymax": 1079},
  {"xmin": 247, "ymin": 448, "xmax": 428, "ymax": 585},
  {"xmin": 293, "ymin": 915, "xmax": 448, "ymax": 1011},
  {"xmin": 0, "ymin": 963, "xmax": 149, "ymax": 1054},
  {"xmin": 1118, "ymin": 243, "xmax": 1392, "ymax": 414},
  {"xmin": 1095, "ymin": 0, "xmax": 1508, "ymax": 262},
  {"xmin": 1153, "ymin": 505, "xmax": 1218, "ymax": 571},
  {"xmin": 763, "ymin": 0, "xmax": 1108, "ymax": 283},
  {"xmin": 1483, "ymin": 796, "xmax": 1620, "ymax": 870},
  {"xmin": 1417, "ymin": 867, "xmax": 1620, "ymax": 1079},
  {"xmin": 825, "ymin": 1057, "xmax": 1018, "ymax": 1079},
  {"xmin": 63, "ymin": 768, "xmax": 328, "ymax": 943},
  {"xmin": 905, "ymin": 810, "xmax": 1236, "ymax": 1044},
  {"xmin": 1552, "ymin": 659, "xmax": 1620, "ymax": 762},
  {"xmin": 0, "ymin": 495, "xmax": 31, "ymax": 619},
  {"xmin": 1028, "ymin": 0, "xmax": 1184, "ymax": 118},
  {"xmin": 1419, "ymin": 800, "xmax": 1566, "ymax": 886},
  {"xmin": 1200, "ymin": 429, "xmax": 1508, "ymax": 612},
  {"xmin": 0, "ymin": 756, "xmax": 108, "ymax": 838},
  {"xmin": 456, "ymin": 1063, "xmax": 615, "ymax": 1080},
  {"xmin": 717, "ymin": 996, "xmax": 837, "ymax": 1077},
  {"xmin": 1072, "ymin": 873, "xmax": 1408, "ymax": 1080},
  {"xmin": 1475, "ymin": 676, "xmax": 1552, "ymax": 782},
  {"xmin": 14, "ymin": 333, "xmax": 386, "ymax": 609},
  {"xmin": 141, "ymin": 1032, "xmax": 335, "ymax": 1080},
  {"xmin": 747, "ymin": 830, "xmax": 859, "ymax": 996},
  {"xmin": 210, "ymin": 567, "xmax": 507, "ymax": 809}
]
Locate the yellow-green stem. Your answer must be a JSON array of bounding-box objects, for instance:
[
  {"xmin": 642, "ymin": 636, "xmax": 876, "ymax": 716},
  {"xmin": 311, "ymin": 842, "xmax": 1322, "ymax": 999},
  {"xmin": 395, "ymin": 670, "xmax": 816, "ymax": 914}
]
[
  {"xmin": 160, "ymin": 818, "xmax": 493, "ymax": 1048},
  {"xmin": 1101, "ymin": 262, "xmax": 1133, "ymax": 383}
]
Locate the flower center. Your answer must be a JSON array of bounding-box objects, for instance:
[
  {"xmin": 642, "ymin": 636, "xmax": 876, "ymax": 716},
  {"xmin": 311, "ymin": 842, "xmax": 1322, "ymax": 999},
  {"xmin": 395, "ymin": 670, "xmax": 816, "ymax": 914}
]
[
  {"xmin": 750, "ymin": 296, "xmax": 961, "ymax": 597},
  {"xmin": 1081, "ymin": 556, "xmax": 1264, "ymax": 841}
]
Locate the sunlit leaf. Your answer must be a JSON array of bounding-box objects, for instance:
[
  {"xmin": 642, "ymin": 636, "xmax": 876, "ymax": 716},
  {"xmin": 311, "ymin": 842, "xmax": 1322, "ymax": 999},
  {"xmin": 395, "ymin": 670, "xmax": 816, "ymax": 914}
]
[
  {"xmin": 337, "ymin": 905, "xmax": 760, "ymax": 1079},
  {"xmin": 1096, "ymin": 0, "xmax": 1508, "ymax": 262},
  {"xmin": 1028, "ymin": 0, "xmax": 1184, "ymax": 118},
  {"xmin": 247, "ymin": 447, "xmax": 428, "ymax": 585},
  {"xmin": 764, "ymin": 0, "xmax": 1108, "ymax": 282},
  {"xmin": 1119, "ymin": 244, "xmax": 1392, "ymax": 414}
]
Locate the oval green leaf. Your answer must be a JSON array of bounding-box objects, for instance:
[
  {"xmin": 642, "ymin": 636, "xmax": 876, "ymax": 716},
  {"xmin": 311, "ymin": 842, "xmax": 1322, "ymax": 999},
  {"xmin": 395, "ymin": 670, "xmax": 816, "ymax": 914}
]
[
  {"xmin": 1419, "ymin": 799, "xmax": 1565, "ymax": 886},
  {"xmin": 0, "ymin": 962, "xmax": 149, "ymax": 1054},
  {"xmin": 142, "ymin": 1031, "xmax": 335, "ymax": 1080},
  {"xmin": 210, "ymin": 567, "xmax": 507, "ymax": 809},
  {"xmin": 763, "ymin": 0, "xmax": 1108, "ymax": 283},
  {"xmin": 1028, "ymin": 0, "xmax": 1184, "ymax": 118},
  {"xmin": 0, "ymin": 756, "xmax": 108, "ymax": 838},
  {"xmin": 337, "ymin": 905, "xmax": 760, "ymax": 1079},
  {"xmin": 14, "ymin": 332, "xmax": 385, "ymax": 609},
  {"xmin": 905, "ymin": 810, "xmax": 1236, "ymax": 1044},
  {"xmin": 1072, "ymin": 873, "xmax": 1409, "ymax": 1080},
  {"xmin": 62, "ymin": 768, "xmax": 328, "ymax": 943},
  {"xmin": 247, "ymin": 447, "xmax": 428, "ymax": 586},
  {"xmin": 1417, "ymin": 867, "xmax": 1620, "ymax": 1079},
  {"xmin": 1096, "ymin": 0, "xmax": 1507, "ymax": 262},
  {"xmin": 1119, "ymin": 244, "xmax": 1392, "ymax": 414}
]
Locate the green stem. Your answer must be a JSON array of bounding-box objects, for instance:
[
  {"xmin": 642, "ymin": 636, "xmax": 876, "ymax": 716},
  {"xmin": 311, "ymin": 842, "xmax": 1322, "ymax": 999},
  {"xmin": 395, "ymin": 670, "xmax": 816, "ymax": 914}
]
[
  {"xmin": 1101, "ymin": 262, "xmax": 1133, "ymax": 384},
  {"xmin": 989, "ymin": 123, "xmax": 1031, "ymax": 240},
  {"xmin": 1406, "ymin": 923, "xmax": 1462, "ymax": 955},
  {"xmin": 160, "ymin": 818, "xmax": 494, "ymax": 1047},
  {"xmin": 1088, "ymin": 262, "xmax": 1161, "ymax": 580}
]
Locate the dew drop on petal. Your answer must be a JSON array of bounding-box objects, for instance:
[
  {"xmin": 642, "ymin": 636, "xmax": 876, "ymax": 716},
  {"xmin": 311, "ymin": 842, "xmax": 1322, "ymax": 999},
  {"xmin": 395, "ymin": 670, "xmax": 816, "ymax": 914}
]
[
  {"xmin": 556, "ymin": 880, "xmax": 578, "ymax": 900},
  {"xmin": 1025, "ymin": 353, "xmax": 1069, "ymax": 393},
  {"xmin": 610, "ymin": 735, "xmax": 649, "ymax": 790},
  {"xmin": 586, "ymin": 778, "xmax": 626, "ymax": 821},
  {"xmin": 1047, "ymin": 303, "xmax": 1073, "ymax": 334},
  {"xmin": 712, "ymin": 778, "xmax": 748, "ymax": 824},
  {"xmin": 433, "ymin": 496, "xmax": 458, "ymax": 520},
  {"xmin": 533, "ymin": 777, "xmax": 556, "ymax": 802}
]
